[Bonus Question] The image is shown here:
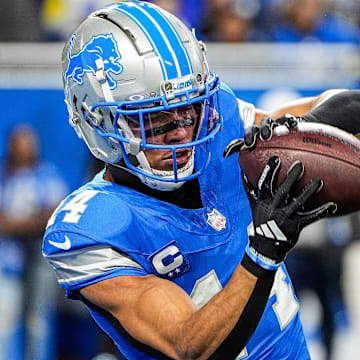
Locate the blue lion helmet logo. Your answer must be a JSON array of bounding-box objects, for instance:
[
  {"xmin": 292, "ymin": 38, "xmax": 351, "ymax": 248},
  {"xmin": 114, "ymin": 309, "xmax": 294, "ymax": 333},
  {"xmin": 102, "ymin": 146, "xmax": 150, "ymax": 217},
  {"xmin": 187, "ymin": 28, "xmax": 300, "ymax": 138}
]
[{"xmin": 65, "ymin": 33, "xmax": 123, "ymax": 90}]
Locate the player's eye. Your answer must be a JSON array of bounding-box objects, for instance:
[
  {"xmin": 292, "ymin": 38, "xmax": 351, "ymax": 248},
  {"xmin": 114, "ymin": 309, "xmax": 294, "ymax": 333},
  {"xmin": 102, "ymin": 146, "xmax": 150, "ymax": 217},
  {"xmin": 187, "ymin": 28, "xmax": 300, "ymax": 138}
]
[{"xmin": 144, "ymin": 117, "xmax": 195, "ymax": 138}]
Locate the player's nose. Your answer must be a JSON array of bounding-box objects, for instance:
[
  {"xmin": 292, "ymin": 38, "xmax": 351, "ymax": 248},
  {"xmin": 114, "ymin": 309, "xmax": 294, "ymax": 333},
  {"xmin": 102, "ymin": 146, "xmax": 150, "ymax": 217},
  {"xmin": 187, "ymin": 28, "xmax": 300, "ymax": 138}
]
[{"xmin": 165, "ymin": 126, "xmax": 189, "ymax": 144}]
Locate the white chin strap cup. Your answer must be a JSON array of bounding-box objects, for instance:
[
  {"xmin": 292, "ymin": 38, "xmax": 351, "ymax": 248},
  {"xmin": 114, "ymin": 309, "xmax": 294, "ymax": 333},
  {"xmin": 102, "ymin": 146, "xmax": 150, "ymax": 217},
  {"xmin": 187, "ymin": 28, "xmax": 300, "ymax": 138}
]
[{"xmin": 137, "ymin": 150, "xmax": 195, "ymax": 191}]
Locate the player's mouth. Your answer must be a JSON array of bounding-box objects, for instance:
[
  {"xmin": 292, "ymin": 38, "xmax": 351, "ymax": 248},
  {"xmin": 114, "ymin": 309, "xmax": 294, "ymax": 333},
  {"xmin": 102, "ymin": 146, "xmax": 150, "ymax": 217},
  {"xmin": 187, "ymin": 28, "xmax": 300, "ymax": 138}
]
[{"xmin": 162, "ymin": 149, "xmax": 191, "ymax": 166}]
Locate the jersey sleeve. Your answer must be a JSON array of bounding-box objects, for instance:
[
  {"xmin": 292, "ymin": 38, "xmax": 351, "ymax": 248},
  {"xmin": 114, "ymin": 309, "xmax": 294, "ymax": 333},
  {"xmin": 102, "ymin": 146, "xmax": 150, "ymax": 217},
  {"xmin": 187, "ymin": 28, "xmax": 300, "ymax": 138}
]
[
  {"xmin": 42, "ymin": 186, "xmax": 149, "ymax": 296},
  {"xmin": 237, "ymin": 98, "xmax": 256, "ymax": 129},
  {"xmin": 43, "ymin": 231, "xmax": 148, "ymax": 296}
]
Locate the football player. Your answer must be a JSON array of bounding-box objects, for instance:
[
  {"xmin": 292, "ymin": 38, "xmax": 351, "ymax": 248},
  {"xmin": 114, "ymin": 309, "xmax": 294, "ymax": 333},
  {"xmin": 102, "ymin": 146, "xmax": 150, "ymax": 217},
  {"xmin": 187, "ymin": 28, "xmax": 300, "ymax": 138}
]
[{"xmin": 43, "ymin": 2, "xmax": 348, "ymax": 359}]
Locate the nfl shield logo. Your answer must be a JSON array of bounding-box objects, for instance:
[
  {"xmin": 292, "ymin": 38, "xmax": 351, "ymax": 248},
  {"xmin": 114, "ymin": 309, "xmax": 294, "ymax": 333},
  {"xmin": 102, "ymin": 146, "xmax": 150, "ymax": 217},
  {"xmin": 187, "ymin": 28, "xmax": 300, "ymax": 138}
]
[{"xmin": 207, "ymin": 208, "xmax": 226, "ymax": 231}]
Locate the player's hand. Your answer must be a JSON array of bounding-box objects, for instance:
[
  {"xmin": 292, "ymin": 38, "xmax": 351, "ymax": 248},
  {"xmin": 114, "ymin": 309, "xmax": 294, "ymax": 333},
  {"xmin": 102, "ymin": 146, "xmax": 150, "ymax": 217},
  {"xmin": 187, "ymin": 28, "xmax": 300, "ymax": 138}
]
[
  {"xmin": 223, "ymin": 114, "xmax": 300, "ymax": 157},
  {"xmin": 244, "ymin": 156, "xmax": 337, "ymax": 271}
]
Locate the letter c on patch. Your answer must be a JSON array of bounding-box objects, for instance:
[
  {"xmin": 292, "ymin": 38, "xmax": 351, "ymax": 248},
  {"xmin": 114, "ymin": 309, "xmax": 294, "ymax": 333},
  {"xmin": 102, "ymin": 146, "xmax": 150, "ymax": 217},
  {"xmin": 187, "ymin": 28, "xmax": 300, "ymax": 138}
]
[{"xmin": 152, "ymin": 245, "xmax": 183, "ymax": 275}]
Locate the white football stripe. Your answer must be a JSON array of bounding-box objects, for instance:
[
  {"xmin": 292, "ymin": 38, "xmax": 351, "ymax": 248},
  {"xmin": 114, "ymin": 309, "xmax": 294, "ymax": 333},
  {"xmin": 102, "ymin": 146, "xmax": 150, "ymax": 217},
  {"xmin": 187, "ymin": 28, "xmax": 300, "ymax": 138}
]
[
  {"xmin": 268, "ymin": 220, "xmax": 287, "ymax": 241},
  {"xmin": 260, "ymin": 223, "xmax": 275, "ymax": 239},
  {"xmin": 247, "ymin": 222, "xmax": 255, "ymax": 237},
  {"xmin": 256, "ymin": 226, "xmax": 264, "ymax": 236},
  {"xmin": 134, "ymin": 4, "xmax": 182, "ymax": 77}
]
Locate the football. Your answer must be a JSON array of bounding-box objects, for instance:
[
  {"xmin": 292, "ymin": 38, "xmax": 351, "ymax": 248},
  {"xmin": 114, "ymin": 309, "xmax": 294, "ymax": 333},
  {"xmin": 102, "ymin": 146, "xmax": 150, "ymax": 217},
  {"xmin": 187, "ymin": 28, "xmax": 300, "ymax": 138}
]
[{"xmin": 238, "ymin": 122, "xmax": 360, "ymax": 216}]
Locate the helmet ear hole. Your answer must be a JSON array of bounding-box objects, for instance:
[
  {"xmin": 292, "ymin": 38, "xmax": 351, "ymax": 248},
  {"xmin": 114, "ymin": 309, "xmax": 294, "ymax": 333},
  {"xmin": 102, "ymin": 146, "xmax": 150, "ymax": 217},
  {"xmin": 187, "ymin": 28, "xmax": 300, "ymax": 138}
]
[
  {"xmin": 71, "ymin": 95, "xmax": 93, "ymax": 130},
  {"xmin": 73, "ymin": 95, "xmax": 78, "ymax": 109},
  {"xmin": 82, "ymin": 107, "xmax": 95, "ymax": 129}
]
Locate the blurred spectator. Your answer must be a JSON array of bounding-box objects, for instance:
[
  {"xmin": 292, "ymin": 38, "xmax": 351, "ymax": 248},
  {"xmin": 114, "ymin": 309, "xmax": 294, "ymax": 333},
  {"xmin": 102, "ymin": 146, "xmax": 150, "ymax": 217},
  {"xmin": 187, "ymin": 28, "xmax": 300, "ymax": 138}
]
[
  {"xmin": 285, "ymin": 216, "xmax": 353, "ymax": 360},
  {"xmin": 41, "ymin": 0, "xmax": 205, "ymax": 41},
  {"xmin": 41, "ymin": 0, "xmax": 267, "ymax": 42},
  {"xmin": 0, "ymin": 124, "xmax": 68, "ymax": 360},
  {"xmin": 200, "ymin": 0, "xmax": 266, "ymax": 41},
  {"xmin": 343, "ymin": 212, "xmax": 360, "ymax": 359},
  {"xmin": 180, "ymin": 0, "xmax": 206, "ymax": 29},
  {"xmin": 0, "ymin": 0, "xmax": 43, "ymax": 41},
  {"xmin": 328, "ymin": 0, "xmax": 360, "ymax": 30},
  {"xmin": 33, "ymin": 0, "xmax": 360, "ymax": 44},
  {"xmin": 151, "ymin": 0, "xmax": 181, "ymax": 16},
  {"xmin": 1, "ymin": 0, "xmax": 360, "ymax": 43},
  {"xmin": 41, "ymin": 0, "xmax": 114, "ymax": 41},
  {"xmin": 268, "ymin": 0, "xmax": 360, "ymax": 43}
]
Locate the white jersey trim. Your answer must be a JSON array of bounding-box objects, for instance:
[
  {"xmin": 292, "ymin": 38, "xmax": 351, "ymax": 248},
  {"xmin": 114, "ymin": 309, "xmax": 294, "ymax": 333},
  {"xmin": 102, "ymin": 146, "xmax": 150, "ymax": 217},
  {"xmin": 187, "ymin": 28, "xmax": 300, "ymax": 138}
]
[
  {"xmin": 44, "ymin": 245, "xmax": 144, "ymax": 285},
  {"xmin": 237, "ymin": 98, "xmax": 256, "ymax": 129}
]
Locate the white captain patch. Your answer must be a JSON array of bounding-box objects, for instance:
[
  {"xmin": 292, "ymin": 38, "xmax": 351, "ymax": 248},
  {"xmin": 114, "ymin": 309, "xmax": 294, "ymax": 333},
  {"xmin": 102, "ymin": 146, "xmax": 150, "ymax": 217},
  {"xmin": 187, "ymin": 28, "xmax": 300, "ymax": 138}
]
[
  {"xmin": 207, "ymin": 208, "xmax": 226, "ymax": 231},
  {"xmin": 148, "ymin": 240, "xmax": 190, "ymax": 280}
]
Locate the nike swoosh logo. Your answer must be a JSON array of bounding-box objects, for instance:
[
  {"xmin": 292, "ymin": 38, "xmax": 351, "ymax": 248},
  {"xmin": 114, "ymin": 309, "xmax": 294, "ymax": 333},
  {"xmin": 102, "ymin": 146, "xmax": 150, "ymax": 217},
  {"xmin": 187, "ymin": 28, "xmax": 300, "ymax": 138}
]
[{"xmin": 49, "ymin": 235, "xmax": 72, "ymax": 250}]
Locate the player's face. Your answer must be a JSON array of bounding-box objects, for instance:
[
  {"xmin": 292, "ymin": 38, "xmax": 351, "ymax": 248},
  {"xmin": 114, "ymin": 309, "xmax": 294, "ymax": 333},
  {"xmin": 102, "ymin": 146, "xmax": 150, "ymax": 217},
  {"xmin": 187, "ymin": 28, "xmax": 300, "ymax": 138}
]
[{"xmin": 129, "ymin": 104, "xmax": 198, "ymax": 171}]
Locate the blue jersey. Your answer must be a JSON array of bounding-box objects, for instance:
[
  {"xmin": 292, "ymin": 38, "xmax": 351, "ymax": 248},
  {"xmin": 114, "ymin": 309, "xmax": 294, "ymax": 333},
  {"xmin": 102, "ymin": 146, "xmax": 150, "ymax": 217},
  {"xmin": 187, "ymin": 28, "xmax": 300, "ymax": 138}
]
[{"xmin": 43, "ymin": 85, "xmax": 310, "ymax": 360}]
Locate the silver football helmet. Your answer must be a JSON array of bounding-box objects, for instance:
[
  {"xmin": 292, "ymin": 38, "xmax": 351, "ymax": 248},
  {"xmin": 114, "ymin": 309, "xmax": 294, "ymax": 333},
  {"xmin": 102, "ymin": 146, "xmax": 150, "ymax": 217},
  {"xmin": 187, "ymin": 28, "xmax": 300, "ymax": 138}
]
[{"xmin": 62, "ymin": 1, "xmax": 222, "ymax": 191}]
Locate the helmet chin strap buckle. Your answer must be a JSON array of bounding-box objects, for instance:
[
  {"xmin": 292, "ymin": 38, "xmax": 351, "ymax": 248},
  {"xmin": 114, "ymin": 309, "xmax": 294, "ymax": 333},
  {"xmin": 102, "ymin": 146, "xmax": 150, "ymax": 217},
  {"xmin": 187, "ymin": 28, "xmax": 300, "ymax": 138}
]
[
  {"xmin": 129, "ymin": 138, "xmax": 142, "ymax": 155},
  {"xmin": 82, "ymin": 102, "xmax": 102, "ymax": 127}
]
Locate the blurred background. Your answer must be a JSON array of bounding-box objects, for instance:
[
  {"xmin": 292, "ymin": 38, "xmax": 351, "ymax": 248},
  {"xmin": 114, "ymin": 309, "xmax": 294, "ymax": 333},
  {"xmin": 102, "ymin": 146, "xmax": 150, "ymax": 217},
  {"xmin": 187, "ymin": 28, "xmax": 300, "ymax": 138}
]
[{"xmin": 0, "ymin": 0, "xmax": 360, "ymax": 359}]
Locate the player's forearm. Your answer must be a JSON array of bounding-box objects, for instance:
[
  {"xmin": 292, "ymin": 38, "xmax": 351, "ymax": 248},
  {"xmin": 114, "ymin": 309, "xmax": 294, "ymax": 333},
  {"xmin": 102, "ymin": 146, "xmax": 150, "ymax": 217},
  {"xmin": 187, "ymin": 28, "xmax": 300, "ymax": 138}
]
[
  {"xmin": 113, "ymin": 265, "xmax": 258, "ymax": 360},
  {"xmin": 255, "ymin": 89, "xmax": 348, "ymax": 125},
  {"xmin": 168, "ymin": 259, "xmax": 275, "ymax": 360},
  {"xmin": 171, "ymin": 262, "xmax": 258, "ymax": 359},
  {"xmin": 80, "ymin": 258, "xmax": 275, "ymax": 360},
  {"xmin": 208, "ymin": 255, "xmax": 275, "ymax": 359}
]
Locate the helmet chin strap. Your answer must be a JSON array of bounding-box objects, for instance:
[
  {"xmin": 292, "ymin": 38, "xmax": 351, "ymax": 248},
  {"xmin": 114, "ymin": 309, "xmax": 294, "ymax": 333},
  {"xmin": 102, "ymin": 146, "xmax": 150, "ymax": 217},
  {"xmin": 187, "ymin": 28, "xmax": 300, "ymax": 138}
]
[{"xmin": 136, "ymin": 150, "xmax": 195, "ymax": 191}]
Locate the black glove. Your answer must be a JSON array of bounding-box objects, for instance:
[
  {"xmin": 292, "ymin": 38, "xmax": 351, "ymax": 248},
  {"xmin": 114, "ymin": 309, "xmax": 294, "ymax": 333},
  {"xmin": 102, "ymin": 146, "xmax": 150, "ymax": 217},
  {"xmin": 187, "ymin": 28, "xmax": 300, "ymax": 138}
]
[
  {"xmin": 223, "ymin": 114, "xmax": 301, "ymax": 158},
  {"xmin": 244, "ymin": 156, "xmax": 337, "ymax": 271}
]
